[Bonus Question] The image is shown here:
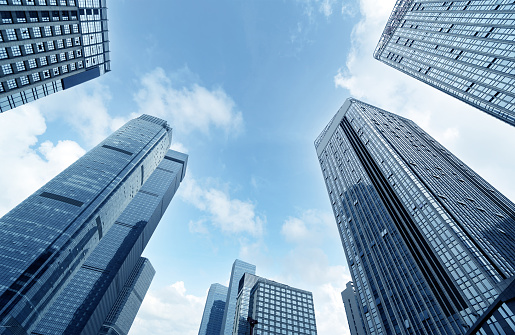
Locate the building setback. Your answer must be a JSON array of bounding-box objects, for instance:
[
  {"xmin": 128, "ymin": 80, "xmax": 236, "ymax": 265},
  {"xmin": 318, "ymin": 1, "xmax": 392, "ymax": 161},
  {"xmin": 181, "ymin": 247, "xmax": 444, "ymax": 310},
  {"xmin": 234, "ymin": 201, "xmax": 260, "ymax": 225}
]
[
  {"xmin": 32, "ymin": 148, "xmax": 188, "ymax": 335},
  {"xmin": 233, "ymin": 273, "xmax": 317, "ymax": 335},
  {"xmin": 341, "ymin": 282, "xmax": 366, "ymax": 335},
  {"xmin": 0, "ymin": 114, "xmax": 176, "ymax": 334},
  {"xmin": 198, "ymin": 283, "xmax": 228, "ymax": 335},
  {"xmin": 374, "ymin": 0, "xmax": 515, "ymax": 126},
  {"xmin": 219, "ymin": 259, "xmax": 256, "ymax": 335},
  {"xmin": 0, "ymin": 0, "xmax": 110, "ymax": 113},
  {"xmin": 315, "ymin": 98, "xmax": 515, "ymax": 334}
]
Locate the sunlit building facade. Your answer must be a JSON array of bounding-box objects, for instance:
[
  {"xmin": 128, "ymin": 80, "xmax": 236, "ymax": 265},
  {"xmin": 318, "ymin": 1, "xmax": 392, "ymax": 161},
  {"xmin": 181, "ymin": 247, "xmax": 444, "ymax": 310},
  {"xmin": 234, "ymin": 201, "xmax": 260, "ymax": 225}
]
[
  {"xmin": 0, "ymin": 0, "xmax": 110, "ymax": 113},
  {"xmin": 0, "ymin": 115, "xmax": 176, "ymax": 334},
  {"xmin": 220, "ymin": 259, "xmax": 256, "ymax": 335},
  {"xmin": 374, "ymin": 0, "xmax": 515, "ymax": 126},
  {"xmin": 233, "ymin": 273, "xmax": 317, "ymax": 335},
  {"xmin": 316, "ymin": 98, "xmax": 515, "ymax": 334},
  {"xmin": 198, "ymin": 283, "xmax": 228, "ymax": 335}
]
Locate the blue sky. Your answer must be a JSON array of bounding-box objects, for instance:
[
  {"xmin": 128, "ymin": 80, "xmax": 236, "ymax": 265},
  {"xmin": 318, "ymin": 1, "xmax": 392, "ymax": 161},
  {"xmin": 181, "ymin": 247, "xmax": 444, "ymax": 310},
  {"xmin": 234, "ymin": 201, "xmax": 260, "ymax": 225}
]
[{"xmin": 1, "ymin": 1, "xmax": 514, "ymax": 334}]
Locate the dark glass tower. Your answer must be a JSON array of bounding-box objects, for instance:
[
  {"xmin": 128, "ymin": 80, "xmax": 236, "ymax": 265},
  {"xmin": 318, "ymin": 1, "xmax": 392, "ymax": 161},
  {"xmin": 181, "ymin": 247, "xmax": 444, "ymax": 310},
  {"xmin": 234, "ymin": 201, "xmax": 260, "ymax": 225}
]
[
  {"xmin": 374, "ymin": 0, "xmax": 515, "ymax": 126},
  {"xmin": 315, "ymin": 98, "xmax": 515, "ymax": 334},
  {"xmin": 198, "ymin": 283, "xmax": 228, "ymax": 335},
  {"xmin": 341, "ymin": 282, "xmax": 366, "ymax": 335},
  {"xmin": 219, "ymin": 259, "xmax": 256, "ymax": 335},
  {"xmin": 0, "ymin": 0, "xmax": 110, "ymax": 113},
  {"xmin": 31, "ymin": 148, "xmax": 187, "ymax": 334},
  {"xmin": 233, "ymin": 273, "xmax": 317, "ymax": 335},
  {"xmin": 0, "ymin": 114, "xmax": 174, "ymax": 334}
]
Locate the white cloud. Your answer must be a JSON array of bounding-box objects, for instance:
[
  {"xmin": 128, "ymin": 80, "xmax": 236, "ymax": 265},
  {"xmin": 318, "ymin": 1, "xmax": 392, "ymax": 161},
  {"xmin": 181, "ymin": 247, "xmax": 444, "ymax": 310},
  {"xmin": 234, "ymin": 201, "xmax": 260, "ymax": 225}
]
[
  {"xmin": 335, "ymin": 0, "xmax": 515, "ymax": 201},
  {"xmin": 180, "ymin": 176, "xmax": 265, "ymax": 237},
  {"xmin": 129, "ymin": 282, "xmax": 205, "ymax": 335},
  {"xmin": 281, "ymin": 209, "xmax": 334, "ymax": 244},
  {"xmin": 134, "ymin": 68, "xmax": 243, "ymax": 137},
  {"xmin": 0, "ymin": 105, "xmax": 85, "ymax": 216}
]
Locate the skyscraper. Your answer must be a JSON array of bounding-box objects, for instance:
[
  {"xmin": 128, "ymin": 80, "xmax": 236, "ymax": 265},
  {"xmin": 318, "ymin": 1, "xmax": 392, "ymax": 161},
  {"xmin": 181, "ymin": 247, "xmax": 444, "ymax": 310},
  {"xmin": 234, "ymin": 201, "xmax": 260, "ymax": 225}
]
[
  {"xmin": 220, "ymin": 259, "xmax": 256, "ymax": 335},
  {"xmin": 0, "ymin": 0, "xmax": 110, "ymax": 113},
  {"xmin": 341, "ymin": 282, "xmax": 366, "ymax": 335},
  {"xmin": 232, "ymin": 273, "xmax": 317, "ymax": 335},
  {"xmin": 198, "ymin": 283, "xmax": 228, "ymax": 335},
  {"xmin": 0, "ymin": 114, "xmax": 175, "ymax": 334},
  {"xmin": 315, "ymin": 98, "xmax": 515, "ymax": 334},
  {"xmin": 32, "ymin": 148, "xmax": 188, "ymax": 334},
  {"xmin": 374, "ymin": 0, "xmax": 515, "ymax": 126}
]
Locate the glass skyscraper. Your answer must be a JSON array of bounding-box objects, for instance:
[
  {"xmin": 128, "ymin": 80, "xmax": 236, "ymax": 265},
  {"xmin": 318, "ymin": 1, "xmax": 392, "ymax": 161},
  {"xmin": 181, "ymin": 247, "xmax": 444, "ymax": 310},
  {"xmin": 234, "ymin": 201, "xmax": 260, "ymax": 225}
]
[
  {"xmin": 232, "ymin": 273, "xmax": 317, "ymax": 335},
  {"xmin": 315, "ymin": 98, "xmax": 515, "ymax": 335},
  {"xmin": 374, "ymin": 0, "xmax": 515, "ymax": 126},
  {"xmin": 31, "ymin": 148, "xmax": 188, "ymax": 335},
  {"xmin": 220, "ymin": 259, "xmax": 256, "ymax": 335},
  {"xmin": 0, "ymin": 0, "xmax": 110, "ymax": 113},
  {"xmin": 0, "ymin": 114, "xmax": 179, "ymax": 334},
  {"xmin": 341, "ymin": 282, "xmax": 366, "ymax": 335},
  {"xmin": 198, "ymin": 283, "xmax": 228, "ymax": 335}
]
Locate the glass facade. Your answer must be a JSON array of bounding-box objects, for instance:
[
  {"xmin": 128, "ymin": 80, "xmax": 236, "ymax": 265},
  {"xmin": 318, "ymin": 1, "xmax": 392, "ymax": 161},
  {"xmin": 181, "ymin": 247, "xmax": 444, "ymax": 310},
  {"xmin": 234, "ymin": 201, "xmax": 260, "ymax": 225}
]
[
  {"xmin": 31, "ymin": 149, "xmax": 188, "ymax": 334},
  {"xmin": 220, "ymin": 259, "xmax": 256, "ymax": 335},
  {"xmin": 374, "ymin": 0, "xmax": 515, "ymax": 126},
  {"xmin": 198, "ymin": 283, "xmax": 228, "ymax": 335},
  {"xmin": 0, "ymin": 114, "xmax": 173, "ymax": 334},
  {"xmin": 97, "ymin": 257, "xmax": 156, "ymax": 335},
  {"xmin": 342, "ymin": 282, "xmax": 367, "ymax": 335},
  {"xmin": 233, "ymin": 273, "xmax": 317, "ymax": 335},
  {"xmin": 315, "ymin": 98, "xmax": 515, "ymax": 335},
  {"xmin": 0, "ymin": 0, "xmax": 110, "ymax": 113}
]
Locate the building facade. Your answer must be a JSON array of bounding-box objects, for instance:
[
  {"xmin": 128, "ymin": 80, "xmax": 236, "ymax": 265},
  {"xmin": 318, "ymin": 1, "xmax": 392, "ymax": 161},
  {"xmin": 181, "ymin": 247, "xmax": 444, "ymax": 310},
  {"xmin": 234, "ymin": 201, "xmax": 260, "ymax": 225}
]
[
  {"xmin": 374, "ymin": 0, "xmax": 515, "ymax": 126},
  {"xmin": 98, "ymin": 257, "xmax": 156, "ymax": 335},
  {"xmin": 0, "ymin": 0, "xmax": 110, "ymax": 113},
  {"xmin": 220, "ymin": 259, "xmax": 256, "ymax": 335},
  {"xmin": 233, "ymin": 273, "xmax": 317, "ymax": 335},
  {"xmin": 0, "ymin": 114, "xmax": 173, "ymax": 334},
  {"xmin": 315, "ymin": 98, "xmax": 515, "ymax": 334},
  {"xmin": 198, "ymin": 283, "xmax": 228, "ymax": 335},
  {"xmin": 341, "ymin": 282, "xmax": 366, "ymax": 335},
  {"xmin": 32, "ymin": 148, "xmax": 188, "ymax": 334}
]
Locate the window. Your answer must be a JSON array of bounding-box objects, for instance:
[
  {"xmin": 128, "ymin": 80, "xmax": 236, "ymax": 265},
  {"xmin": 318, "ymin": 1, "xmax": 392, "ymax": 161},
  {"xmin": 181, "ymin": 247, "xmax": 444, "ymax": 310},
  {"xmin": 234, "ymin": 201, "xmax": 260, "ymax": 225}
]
[
  {"xmin": 53, "ymin": 67, "xmax": 59, "ymax": 75},
  {"xmin": 36, "ymin": 42, "xmax": 45, "ymax": 52},
  {"xmin": 32, "ymin": 27, "xmax": 42, "ymax": 38},
  {"xmin": 16, "ymin": 61, "xmax": 25, "ymax": 72},
  {"xmin": 39, "ymin": 57, "xmax": 48, "ymax": 66},
  {"xmin": 6, "ymin": 29, "xmax": 17, "ymax": 41},
  {"xmin": 57, "ymin": 40, "xmax": 64, "ymax": 48},
  {"xmin": 32, "ymin": 72, "xmax": 41, "ymax": 82},
  {"xmin": 59, "ymin": 53, "xmax": 66, "ymax": 61},
  {"xmin": 7, "ymin": 79, "xmax": 17, "ymax": 89},
  {"xmin": 2, "ymin": 64, "xmax": 13, "ymax": 75},
  {"xmin": 46, "ymin": 41, "xmax": 55, "ymax": 50},
  {"xmin": 28, "ymin": 59, "xmax": 37, "ymax": 69},
  {"xmin": 11, "ymin": 46, "xmax": 21, "ymax": 57},
  {"xmin": 54, "ymin": 25, "xmax": 62, "ymax": 35},
  {"xmin": 44, "ymin": 26, "xmax": 52, "ymax": 37},
  {"xmin": 24, "ymin": 44, "xmax": 34, "ymax": 55},
  {"xmin": 0, "ymin": 48, "xmax": 7, "ymax": 59},
  {"xmin": 20, "ymin": 28, "xmax": 30, "ymax": 39},
  {"xmin": 43, "ymin": 70, "xmax": 50, "ymax": 78},
  {"xmin": 20, "ymin": 76, "xmax": 29, "ymax": 86},
  {"xmin": 61, "ymin": 65, "xmax": 68, "ymax": 73},
  {"xmin": 50, "ymin": 54, "xmax": 57, "ymax": 63}
]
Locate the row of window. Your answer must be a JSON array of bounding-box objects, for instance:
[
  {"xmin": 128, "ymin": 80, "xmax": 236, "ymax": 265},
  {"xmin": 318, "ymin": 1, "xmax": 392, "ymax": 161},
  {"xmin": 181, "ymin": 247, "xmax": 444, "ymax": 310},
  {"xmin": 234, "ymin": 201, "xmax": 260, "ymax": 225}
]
[
  {"xmin": 0, "ymin": 0, "xmax": 76, "ymax": 6},
  {"xmin": 0, "ymin": 24, "xmax": 79, "ymax": 42}
]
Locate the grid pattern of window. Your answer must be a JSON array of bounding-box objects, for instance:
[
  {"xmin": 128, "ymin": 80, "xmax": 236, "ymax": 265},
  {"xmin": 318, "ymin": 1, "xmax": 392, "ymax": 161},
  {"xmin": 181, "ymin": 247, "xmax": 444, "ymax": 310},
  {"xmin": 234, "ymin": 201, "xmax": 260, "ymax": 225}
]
[
  {"xmin": 374, "ymin": 0, "xmax": 515, "ymax": 127},
  {"xmin": 315, "ymin": 98, "xmax": 515, "ymax": 335},
  {"xmin": 0, "ymin": 116, "xmax": 173, "ymax": 334},
  {"xmin": 234, "ymin": 275, "xmax": 317, "ymax": 335},
  {"xmin": 198, "ymin": 283, "xmax": 229, "ymax": 335},
  {"xmin": 0, "ymin": 0, "xmax": 110, "ymax": 113}
]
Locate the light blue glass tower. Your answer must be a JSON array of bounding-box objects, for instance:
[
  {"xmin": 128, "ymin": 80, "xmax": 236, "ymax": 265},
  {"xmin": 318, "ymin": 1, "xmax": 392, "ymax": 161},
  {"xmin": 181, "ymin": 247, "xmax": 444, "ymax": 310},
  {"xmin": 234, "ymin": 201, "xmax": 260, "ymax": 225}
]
[
  {"xmin": 316, "ymin": 98, "xmax": 515, "ymax": 335},
  {"xmin": 198, "ymin": 283, "xmax": 228, "ymax": 335},
  {"xmin": 219, "ymin": 260, "xmax": 256, "ymax": 335},
  {"xmin": 31, "ymin": 148, "xmax": 187, "ymax": 334},
  {"xmin": 374, "ymin": 0, "xmax": 515, "ymax": 126},
  {"xmin": 0, "ymin": 114, "xmax": 174, "ymax": 334}
]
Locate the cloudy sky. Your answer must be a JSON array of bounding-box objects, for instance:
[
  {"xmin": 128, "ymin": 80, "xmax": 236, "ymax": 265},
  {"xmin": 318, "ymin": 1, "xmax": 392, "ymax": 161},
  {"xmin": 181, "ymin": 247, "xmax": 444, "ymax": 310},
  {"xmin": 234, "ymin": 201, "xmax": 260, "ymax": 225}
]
[{"xmin": 1, "ymin": 1, "xmax": 514, "ymax": 334}]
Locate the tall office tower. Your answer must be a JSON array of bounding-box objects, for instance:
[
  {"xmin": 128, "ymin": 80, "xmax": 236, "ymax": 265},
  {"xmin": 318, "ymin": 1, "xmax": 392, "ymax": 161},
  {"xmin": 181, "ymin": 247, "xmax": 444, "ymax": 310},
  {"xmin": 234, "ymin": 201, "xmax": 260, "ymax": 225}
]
[
  {"xmin": 0, "ymin": 0, "xmax": 110, "ymax": 113},
  {"xmin": 233, "ymin": 273, "xmax": 317, "ymax": 335},
  {"xmin": 341, "ymin": 282, "xmax": 366, "ymax": 335},
  {"xmin": 98, "ymin": 257, "xmax": 156, "ymax": 335},
  {"xmin": 198, "ymin": 283, "xmax": 228, "ymax": 335},
  {"xmin": 32, "ymin": 149, "xmax": 188, "ymax": 334},
  {"xmin": 374, "ymin": 0, "xmax": 515, "ymax": 127},
  {"xmin": 220, "ymin": 259, "xmax": 256, "ymax": 335},
  {"xmin": 315, "ymin": 98, "xmax": 515, "ymax": 335},
  {"xmin": 0, "ymin": 114, "xmax": 173, "ymax": 334}
]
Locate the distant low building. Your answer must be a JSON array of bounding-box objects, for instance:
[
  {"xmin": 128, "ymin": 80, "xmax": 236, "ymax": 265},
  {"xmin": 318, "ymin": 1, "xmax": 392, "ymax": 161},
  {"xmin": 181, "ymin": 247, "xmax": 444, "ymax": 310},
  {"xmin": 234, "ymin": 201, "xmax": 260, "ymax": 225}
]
[
  {"xmin": 199, "ymin": 283, "xmax": 228, "ymax": 335},
  {"xmin": 341, "ymin": 282, "xmax": 366, "ymax": 335}
]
